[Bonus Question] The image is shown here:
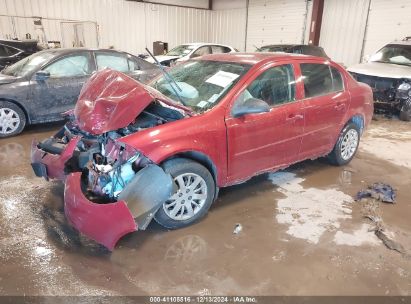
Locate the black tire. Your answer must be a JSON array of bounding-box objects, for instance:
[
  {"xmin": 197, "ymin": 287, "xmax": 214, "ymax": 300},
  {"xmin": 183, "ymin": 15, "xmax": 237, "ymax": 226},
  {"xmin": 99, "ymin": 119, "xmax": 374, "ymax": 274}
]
[
  {"xmin": 154, "ymin": 158, "xmax": 216, "ymax": 229},
  {"xmin": 0, "ymin": 101, "xmax": 26, "ymax": 138},
  {"xmin": 399, "ymin": 101, "xmax": 411, "ymax": 121},
  {"xmin": 328, "ymin": 122, "xmax": 360, "ymax": 166}
]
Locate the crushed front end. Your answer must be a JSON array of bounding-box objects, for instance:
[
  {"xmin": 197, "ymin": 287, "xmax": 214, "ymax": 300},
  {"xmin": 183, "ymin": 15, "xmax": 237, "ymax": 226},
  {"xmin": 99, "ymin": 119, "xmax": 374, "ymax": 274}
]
[
  {"xmin": 351, "ymin": 73, "xmax": 411, "ymax": 119},
  {"xmin": 30, "ymin": 69, "xmax": 186, "ymax": 249},
  {"xmin": 32, "ymin": 122, "xmax": 173, "ymax": 249}
]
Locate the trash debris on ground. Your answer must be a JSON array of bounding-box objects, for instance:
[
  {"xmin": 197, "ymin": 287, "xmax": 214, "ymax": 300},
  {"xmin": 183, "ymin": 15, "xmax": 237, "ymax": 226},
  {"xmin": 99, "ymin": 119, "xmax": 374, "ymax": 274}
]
[
  {"xmin": 356, "ymin": 185, "xmax": 409, "ymax": 258},
  {"xmin": 355, "ymin": 182, "xmax": 396, "ymax": 203},
  {"xmin": 233, "ymin": 223, "xmax": 242, "ymax": 235}
]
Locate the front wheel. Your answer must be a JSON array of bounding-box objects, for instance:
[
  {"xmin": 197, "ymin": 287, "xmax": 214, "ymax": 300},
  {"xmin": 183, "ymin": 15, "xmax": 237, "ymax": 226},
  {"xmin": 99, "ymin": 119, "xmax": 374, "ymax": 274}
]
[
  {"xmin": 328, "ymin": 122, "xmax": 360, "ymax": 166},
  {"xmin": 154, "ymin": 158, "xmax": 216, "ymax": 229},
  {"xmin": 0, "ymin": 101, "xmax": 26, "ymax": 138}
]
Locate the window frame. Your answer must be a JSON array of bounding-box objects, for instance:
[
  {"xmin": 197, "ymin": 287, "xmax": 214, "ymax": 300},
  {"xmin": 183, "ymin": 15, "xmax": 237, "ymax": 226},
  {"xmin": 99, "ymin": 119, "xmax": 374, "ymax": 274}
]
[
  {"xmin": 40, "ymin": 52, "xmax": 92, "ymax": 79},
  {"xmin": 230, "ymin": 62, "xmax": 301, "ymax": 116},
  {"xmin": 94, "ymin": 51, "xmax": 131, "ymax": 73},
  {"xmin": 299, "ymin": 62, "xmax": 346, "ymax": 99},
  {"xmin": 191, "ymin": 46, "xmax": 212, "ymax": 58}
]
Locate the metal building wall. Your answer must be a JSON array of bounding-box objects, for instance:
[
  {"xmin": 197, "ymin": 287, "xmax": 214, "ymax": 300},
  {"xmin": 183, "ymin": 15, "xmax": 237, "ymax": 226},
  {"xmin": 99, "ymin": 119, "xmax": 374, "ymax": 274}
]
[
  {"xmin": 362, "ymin": 0, "xmax": 411, "ymax": 58},
  {"xmin": 246, "ymin": 0, "xmax": 311, "ymax": 51},
  {"xmin": 319, "ymin": 0, "xmax": 370, "ymax": 66},
  {"xmin": 0, "ymin": 0, "xmax": 246, "ymax": 54},
  {"xmin": 210, "ymin": 8, "xmax": 247, "ymax": 51}
]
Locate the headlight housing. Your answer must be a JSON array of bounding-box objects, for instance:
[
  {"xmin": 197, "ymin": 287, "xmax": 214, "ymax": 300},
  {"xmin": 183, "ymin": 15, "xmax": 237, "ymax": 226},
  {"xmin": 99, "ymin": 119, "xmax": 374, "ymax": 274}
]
[{"xmin": 396, "ymin": 80, "xmax": 411, "ymax": 99}]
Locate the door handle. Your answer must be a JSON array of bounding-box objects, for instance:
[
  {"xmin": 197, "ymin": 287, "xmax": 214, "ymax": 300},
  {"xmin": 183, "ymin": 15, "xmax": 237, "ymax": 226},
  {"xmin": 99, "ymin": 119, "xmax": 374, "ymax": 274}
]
[
  {"xmin": 286, "ymin": 114, "xmax": 304, "ymax": 121},
  {"xmin": 334, "ymin": 102, "xmax": 346, "ymax": 111}
]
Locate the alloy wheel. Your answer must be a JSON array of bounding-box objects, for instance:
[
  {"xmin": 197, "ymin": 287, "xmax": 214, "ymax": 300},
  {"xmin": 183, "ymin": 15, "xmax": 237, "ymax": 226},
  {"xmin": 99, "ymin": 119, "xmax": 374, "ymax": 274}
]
[
  {"xmin": 163, "ymin": 173, "xmax": 208, "ymax": 221},
  {"xmin": 340, "ymin": 129, "xmax": 359, "ymax": 160},
  {"xmin": 0, "ymin": 108, "xmax": 20, "ymax": 135}
]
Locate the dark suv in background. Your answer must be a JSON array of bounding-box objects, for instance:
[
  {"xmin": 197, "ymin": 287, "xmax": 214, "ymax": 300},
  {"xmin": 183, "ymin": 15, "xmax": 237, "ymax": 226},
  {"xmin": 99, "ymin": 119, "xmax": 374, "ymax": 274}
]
[{"xmin": 0, "ymin": 39, "xmax": 40, "ymax": 70}]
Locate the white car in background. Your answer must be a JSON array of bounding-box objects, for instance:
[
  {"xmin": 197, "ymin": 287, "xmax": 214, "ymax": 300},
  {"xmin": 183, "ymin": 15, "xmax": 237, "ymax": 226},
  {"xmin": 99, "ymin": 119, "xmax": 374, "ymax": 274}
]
[
  {"xmin": 348, "ymin": 38, "xmax": 411, "ymax": 120},
  {"xmin": 146, "ymin": 43, "xmax": 237, "ymax": 66}
]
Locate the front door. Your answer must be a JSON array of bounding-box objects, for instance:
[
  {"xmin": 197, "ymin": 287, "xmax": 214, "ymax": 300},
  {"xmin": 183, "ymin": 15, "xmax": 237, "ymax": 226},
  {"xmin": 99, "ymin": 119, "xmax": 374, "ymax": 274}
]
[
  {"xmin": 225, "ymin": 63, "xmax": 305, "ymax": 182},
  {"xmin": 31, "ymin": 52, "xmax": 92, "ymax": 121}
]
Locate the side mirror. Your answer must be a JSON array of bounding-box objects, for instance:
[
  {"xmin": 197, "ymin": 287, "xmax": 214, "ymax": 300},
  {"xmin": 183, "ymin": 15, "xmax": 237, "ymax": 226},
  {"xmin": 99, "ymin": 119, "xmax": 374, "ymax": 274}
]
[
  {"xmin": 35, "ymin": 70, "xmax": 50, "ymax": 81},
  {"xmin": 362, "ymin": 55, "xmax": 370, "ymax": 63},
  {"xmin": 231, "ymin": 97, "xmax": 270, "ymax": 118}
]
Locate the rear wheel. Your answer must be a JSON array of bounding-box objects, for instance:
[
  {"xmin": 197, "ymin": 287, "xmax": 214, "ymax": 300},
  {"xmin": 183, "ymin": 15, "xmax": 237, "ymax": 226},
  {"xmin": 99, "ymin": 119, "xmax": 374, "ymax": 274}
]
[
  {"xmin": 154, "ymin": 158, "xmax": 215, "ymax": 229},
  {"xmin": 0, "ymin": 101, "xmax": 26, "ymax": 138},
  {"xmin": 328, "ymin": 122, "xmax": 360, "ymax": 166}
]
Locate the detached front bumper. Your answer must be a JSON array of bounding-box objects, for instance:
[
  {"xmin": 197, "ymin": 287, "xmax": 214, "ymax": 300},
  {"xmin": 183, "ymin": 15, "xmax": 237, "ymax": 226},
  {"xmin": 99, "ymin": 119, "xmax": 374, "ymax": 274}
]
[
  {"xmin": 64, "ymin": 172, "xmax": 137, "ymax": 250},
  {"xmin": 31, "ymin": 137, "xmax": 80, "ymax": 180}
]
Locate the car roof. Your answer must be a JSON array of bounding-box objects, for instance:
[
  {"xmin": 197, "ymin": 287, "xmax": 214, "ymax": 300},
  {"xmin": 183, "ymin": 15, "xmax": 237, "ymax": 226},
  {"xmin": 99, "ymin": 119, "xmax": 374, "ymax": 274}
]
[
  {"xmin": 197, "ymin": 52, "xmax": 324, "ymax": 65},
  {"xmin": 34, "ymin": 47, "xmax": 133, "ymax": 56},
  {"xmin": 181, "ymin": 42, "xmax": 232, "ymax": 48},
  {"xmin": 261, "ymin": 44, "xmax": 321, "ymax": 49},
  {"xmin": 387, "ymin": 39, "xmax": 411, "ymax": 46}
]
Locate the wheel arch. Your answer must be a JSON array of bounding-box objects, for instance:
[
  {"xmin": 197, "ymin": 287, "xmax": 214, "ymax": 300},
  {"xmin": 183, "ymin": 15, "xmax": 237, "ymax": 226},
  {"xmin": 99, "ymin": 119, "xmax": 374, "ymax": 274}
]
[
  {"xmin": 159, "ymin": 150, "xmax": 220, "ymax": 200},
  {"xmin": 345, "ymin": 114, "xmax": 365, "ymax": 135},
  {"xmin": 0, "ymin": 98, "xmax": 30, "ymax": 124}
]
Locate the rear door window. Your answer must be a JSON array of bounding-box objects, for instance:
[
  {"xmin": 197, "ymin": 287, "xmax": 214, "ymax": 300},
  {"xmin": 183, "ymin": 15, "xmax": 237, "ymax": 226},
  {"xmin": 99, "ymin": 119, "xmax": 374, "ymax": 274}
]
[
  {"xmin": 301, "ymin": 63, "xmax": 334, "ymax": 98},
  {"xmin": 330, "ymin": 66, "xmax": 344, "ymax": 91},
  {"xmin": 212, "ymin": 45, "xmax": 231, "ymax": 53},
  {"xmin": 96, "ymin": 52, "xmax": 129, "ymax": 72},
  {"xmin": 191, "ymin": 46, "xmax": 211, "ymax": 58}
]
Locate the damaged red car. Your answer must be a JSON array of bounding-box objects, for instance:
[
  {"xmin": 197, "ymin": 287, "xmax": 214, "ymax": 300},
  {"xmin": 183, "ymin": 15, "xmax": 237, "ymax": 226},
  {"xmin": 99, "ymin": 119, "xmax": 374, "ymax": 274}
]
[{"xmin": 31, "ymin": 53, "xmax": 373, "ymax": 250}]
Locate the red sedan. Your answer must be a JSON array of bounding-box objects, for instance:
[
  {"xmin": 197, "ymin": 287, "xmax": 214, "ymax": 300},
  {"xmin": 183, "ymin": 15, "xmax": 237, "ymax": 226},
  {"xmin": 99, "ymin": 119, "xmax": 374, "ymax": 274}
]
[{"xmin": 31, "ymin": 53, "xmax": 373, "ymax": 250}]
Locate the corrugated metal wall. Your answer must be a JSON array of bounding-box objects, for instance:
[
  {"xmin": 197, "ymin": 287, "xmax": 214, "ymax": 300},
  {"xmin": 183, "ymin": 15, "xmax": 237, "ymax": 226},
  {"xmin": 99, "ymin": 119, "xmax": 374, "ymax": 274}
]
[
  {"xmin": 210, "ymin": 8, "xmax": 247, "ymax": 51},
  {"xmin": 362, "ymin": 0, "xmax": 411, "ymax": 58},
  {"xmin": 246, "ymin": 0, "xmax": 311, "ymax": 51},
  {"xmin": 0, "ymin": 0, "xmax": 247, "ymax": 54},
  {"xmin": 319, "ymin": 0, "xmax": 370, "ymax": 66}
]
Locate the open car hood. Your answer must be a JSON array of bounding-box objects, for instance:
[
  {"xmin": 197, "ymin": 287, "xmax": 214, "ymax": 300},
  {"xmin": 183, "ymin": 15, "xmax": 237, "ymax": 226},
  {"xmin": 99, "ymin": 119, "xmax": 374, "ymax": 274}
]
[{"xmin": 74, "ymin": 68, "xmax": 190, "ymax": 135}]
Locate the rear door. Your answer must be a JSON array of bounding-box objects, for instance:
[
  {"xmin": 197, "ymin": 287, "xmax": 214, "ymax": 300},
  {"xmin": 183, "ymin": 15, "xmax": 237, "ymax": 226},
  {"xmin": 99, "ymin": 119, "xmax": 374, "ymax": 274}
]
[
  {"xmin": 31, "ymin": 51, "xmax": 93, "ymax": 120},
  {"xmin": 225, "ymin": 62, "xmax": 305, "ymax": 181},
  {"xmin": 299, "ymin": 62, "xmax": 348, "ymax": 159}
]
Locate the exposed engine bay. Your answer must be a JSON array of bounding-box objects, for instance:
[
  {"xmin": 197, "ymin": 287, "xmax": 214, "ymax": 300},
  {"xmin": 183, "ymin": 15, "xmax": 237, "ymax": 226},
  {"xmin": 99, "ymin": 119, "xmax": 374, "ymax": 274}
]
[
  {"xmin": 350, "ymin": 73, "xmax": 411, "ymax": 120},
  {"xmin": 38, "ymin": 101, "xmax": 182, "ymax": 205}
]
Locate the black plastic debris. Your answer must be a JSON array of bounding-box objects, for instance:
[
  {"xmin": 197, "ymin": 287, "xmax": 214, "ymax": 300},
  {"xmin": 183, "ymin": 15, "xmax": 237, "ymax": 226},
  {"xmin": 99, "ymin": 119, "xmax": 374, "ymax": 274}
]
[{"xmin": 355, "ymin": 182, "xmax": 396, "ymax": 203}]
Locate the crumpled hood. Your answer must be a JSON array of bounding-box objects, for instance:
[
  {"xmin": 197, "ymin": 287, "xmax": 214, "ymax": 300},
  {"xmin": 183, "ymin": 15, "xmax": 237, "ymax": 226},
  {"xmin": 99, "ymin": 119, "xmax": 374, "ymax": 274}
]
[
  {"xmin": 74, "ymin": 68, "xmax": 189, "ymax": 135},
  {"xmin": 348, "ymin": 61, "xmax": 411, "ymax": 79},
  {"xmin": 0, "ymin": 73, "xmax": 17, "ymax": 84}
]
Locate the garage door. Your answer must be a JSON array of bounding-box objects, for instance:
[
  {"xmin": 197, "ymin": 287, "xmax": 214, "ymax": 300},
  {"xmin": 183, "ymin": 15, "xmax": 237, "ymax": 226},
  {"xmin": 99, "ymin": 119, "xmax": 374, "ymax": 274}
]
[
  {"xmin": 319, "ymin": 0, "xmax": 370, "ymax": 66},
  {"xmin": 362, "ymin": 0, "xmax": 411, "ymax": 58},
  {"xmin": 246, "ymin": 0, "xmax": 310, "ymax": 52}
]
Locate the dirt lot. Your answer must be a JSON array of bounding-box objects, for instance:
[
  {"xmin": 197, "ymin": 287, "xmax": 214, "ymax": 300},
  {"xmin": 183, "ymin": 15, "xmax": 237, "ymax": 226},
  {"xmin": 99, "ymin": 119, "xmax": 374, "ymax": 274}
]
[{"xmin": 0, "ymin": 118, "xmax": 410, "ymax": 296}]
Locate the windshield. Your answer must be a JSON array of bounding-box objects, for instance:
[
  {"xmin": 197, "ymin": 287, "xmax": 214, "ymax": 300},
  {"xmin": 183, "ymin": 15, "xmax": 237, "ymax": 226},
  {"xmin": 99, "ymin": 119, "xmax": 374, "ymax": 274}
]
[
  {"xmin": 166, "ymin": 45, "xmax": 196, "ymax": 57},
  {"xmin": 150, "ymin": 60, "xmax": 251, "ymax": 112},
  {"xmin": 369, "ymin": 44, "xmax": 411, "ymax": 67},
  {"xmin": 2, "ymin": 52, "xmax": 54, "ymax": 77}
]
